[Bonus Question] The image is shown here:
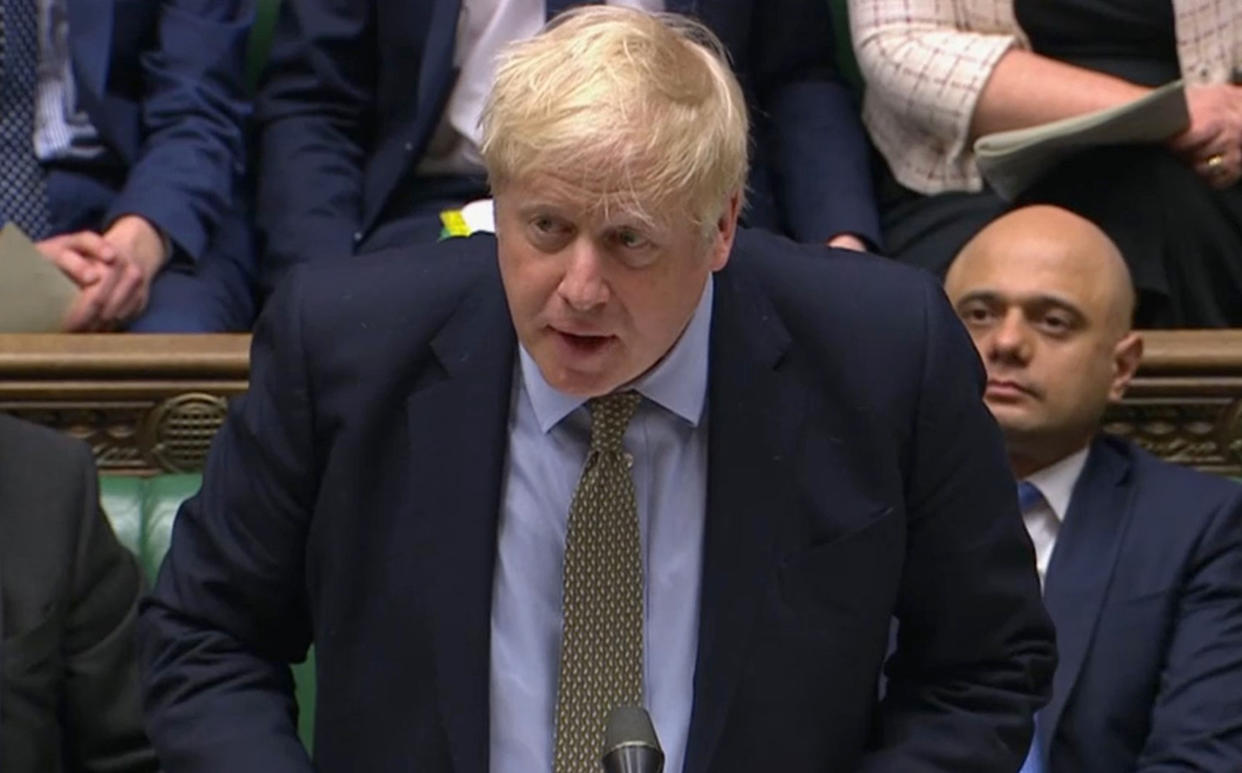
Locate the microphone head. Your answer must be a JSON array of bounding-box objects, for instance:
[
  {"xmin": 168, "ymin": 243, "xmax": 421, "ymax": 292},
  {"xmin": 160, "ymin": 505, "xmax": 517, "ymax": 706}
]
[{"xmin": 602, "ymin": 706, "xmax": 664, "ymax": 773}]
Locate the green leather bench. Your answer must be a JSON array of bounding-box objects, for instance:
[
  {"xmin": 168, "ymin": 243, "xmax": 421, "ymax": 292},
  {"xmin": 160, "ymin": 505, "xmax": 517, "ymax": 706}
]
[{"xmin": 100, "ymin": 473, "xmax": 317, "ymax": 753}]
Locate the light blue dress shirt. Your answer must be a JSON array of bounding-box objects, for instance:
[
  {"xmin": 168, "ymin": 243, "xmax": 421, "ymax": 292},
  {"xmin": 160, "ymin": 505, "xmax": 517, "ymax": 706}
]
[
  {"xmin": 489, "ymin": 278, "xmax": 713, "ymax": 773},
  {"xmin": 33, "ymin": 0, "xmax": 106, "ymax": 163}
]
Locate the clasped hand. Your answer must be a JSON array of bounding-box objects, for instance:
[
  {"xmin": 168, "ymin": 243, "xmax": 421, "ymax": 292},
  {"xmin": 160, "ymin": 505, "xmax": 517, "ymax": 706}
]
[{"xmin": 34, "ymin": 215, "xmax": 167, "ymax": 331}]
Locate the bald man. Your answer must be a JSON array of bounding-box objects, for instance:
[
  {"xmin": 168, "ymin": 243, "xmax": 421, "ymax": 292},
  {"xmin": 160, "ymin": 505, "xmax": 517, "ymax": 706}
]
[{"xmin": 945, "ymin": 205, "xmax": 1242, "ymax": 773}]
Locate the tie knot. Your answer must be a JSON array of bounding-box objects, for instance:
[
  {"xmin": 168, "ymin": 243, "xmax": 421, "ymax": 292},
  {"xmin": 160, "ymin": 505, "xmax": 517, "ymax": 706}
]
[
  {"xmin": 587, "ymin": 391, "xmax": 641, "ymax": 452},
  {"xmin": 1017, "ymin": 481, "xmax": 1045, "ymax": 513}
]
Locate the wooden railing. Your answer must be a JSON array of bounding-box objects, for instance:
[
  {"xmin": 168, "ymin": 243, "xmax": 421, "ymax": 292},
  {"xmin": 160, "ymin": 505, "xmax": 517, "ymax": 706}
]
[
  {"xmin": 1101, "ymin": 330, "xmax": 1242, "ymax": 476},
  {"xmin": 0, "ymin": 335, "xmax": 248, "ymax": 474},
  {"xmin": 1, "ymin": 331, "xmax": 1240, "ymax": 475}
]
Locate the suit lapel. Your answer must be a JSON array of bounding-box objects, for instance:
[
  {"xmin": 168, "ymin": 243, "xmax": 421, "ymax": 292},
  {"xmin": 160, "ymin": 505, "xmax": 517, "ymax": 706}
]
[
  {"xmin": 1039, "ymin": 438, "xmax": 1135, "ymax": 757},
  {"xmin": 682, "ymin": 265, "xmax": 802, "ymax": 773},
  {"xmin": 67, "ymin": 0, "xmax": 113, "ymax": 98},
  {"xmin": 400, "ymin": 266, "xmax": 515, "ymax": 773}
]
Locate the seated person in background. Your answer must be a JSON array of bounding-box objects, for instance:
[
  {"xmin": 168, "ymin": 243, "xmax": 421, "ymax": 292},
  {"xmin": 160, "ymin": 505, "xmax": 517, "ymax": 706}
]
[
  {"xmin": 7, "ymin": 0, "xmax": 256, "ymax": 332},
  {"xmin": 253, "ymin": 0, "xmax": 880, "ymax": 298},
  {"xmin": 945, "ymin": 204, "xmax": 1242, "ymax": 772},
  {"xmin": 142, "ymin": 8, "xmax": 1053, "ymax": 771},
  {"xmin": 851, "ymin": 0, "xmax": 1242, "ymax": 327},
  {"xmin": 0, "ymin": 414, "xmax": 156, "ymax": 771}
]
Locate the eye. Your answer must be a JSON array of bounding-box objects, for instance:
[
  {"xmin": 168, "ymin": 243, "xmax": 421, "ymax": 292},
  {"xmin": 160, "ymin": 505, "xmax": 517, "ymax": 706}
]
[
  {"xmin": 613, "ymin": 228, "xmax": 650, "ymax": 250},
  {"xmin": 1039, "ymin": 312, "xmax": 1073, "ymax": 335},
  {"xmin": 526, "ymin": 214, "xmax": 572, "ymax": 248},
  {"xmin": 532, "ymin": 215, "xmax": 565, "ymax": 234},
  {"xmin": 958, "ymin": 302, "xmax": 994, "ymax": 326}
]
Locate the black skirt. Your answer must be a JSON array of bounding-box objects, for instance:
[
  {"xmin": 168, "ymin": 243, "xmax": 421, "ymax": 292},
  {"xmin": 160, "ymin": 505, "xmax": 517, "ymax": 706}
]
[{"xmin": 879, "ymin": 146, "xmax": 1242, "ymax": 328}]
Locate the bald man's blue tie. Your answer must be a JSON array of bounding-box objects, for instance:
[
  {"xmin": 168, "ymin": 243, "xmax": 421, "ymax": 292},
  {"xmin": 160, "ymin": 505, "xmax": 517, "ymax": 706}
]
[{"xmin": 1017, "ymin": 479, "xmax": 1046, "ymax": 773}]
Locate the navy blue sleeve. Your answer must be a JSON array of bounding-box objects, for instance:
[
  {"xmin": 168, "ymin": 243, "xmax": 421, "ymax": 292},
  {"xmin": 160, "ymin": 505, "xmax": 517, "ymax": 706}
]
[
  {"xmin": 253, "ymin": 0, "xmax": 377, "ymax": 290},
  {"xmin": 107, "ymin": 0, "xmax": 253, "ymax": 261},
  {"xmin": 139, "ymin": 270, "xmax": 317, "ymax": 771},
  {"xmin": 751, "ymin": 0, "xmax": 880, "ymax": 246},
  {"xmin": 860, "ymin": 277, "xmax": 1056, "ymax": 771}
]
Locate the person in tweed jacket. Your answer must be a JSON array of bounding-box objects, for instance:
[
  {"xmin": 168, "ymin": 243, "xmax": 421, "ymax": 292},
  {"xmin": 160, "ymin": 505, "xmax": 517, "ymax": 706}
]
[{"xmin": 849, "ymin": 0, "xmax": 1242, "ymax": 327}]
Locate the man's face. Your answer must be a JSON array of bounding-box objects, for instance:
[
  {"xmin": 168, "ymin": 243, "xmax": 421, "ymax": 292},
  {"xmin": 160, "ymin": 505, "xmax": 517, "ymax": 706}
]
[
  {"xmin": 944, "ymin": 239, "xmax": 1133, "ymax": 460},
  {"xmin": 495, "ymin": 174, "xmax": 736, "ymax": 397}
]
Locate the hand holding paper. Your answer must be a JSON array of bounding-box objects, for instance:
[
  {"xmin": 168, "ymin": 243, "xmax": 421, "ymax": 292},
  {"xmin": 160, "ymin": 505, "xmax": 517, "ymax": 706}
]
[
  {"xmin": 1169, "ymin": 83, "xmax": 1242, "ymax": 189},
  {"xmin": 0, "ymin": 223, "xmax": 80, "ymax": 332},
  {"xmin": 974, "ymin": 80, "xmax": 1190, "ymax": 201}
]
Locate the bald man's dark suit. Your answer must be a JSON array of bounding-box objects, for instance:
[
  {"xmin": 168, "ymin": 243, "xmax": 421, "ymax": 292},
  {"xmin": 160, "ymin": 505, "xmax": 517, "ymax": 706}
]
[{"xmin": 1037, "ymin": 436, "xmax": 1242, "ymax": 771}]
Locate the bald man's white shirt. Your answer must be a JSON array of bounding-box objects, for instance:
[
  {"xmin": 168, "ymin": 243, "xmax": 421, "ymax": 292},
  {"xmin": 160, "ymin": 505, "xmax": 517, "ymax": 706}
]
[{"xmin": 1022, "ymin": 447, "xmax": 1089, "ymax": 588}]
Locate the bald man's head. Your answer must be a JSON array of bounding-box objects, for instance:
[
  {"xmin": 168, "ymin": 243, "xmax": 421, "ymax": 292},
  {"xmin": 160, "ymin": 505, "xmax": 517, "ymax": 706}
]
[
  {"xmin": 944, "ymin": 205, "xmax": 1144, "ymax": 476},
  {"xmin": 949, "ymin": 205, "xmax": 1136, "ymax": 336}
]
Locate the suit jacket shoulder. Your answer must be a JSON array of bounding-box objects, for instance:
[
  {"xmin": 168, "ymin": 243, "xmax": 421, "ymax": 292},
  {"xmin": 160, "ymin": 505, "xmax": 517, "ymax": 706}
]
[
  {"xmin": 1045, "ymin": 434, "xmax": 1242, "ymax": 772},
  {"xmin": 1122, "ymin": 436, "xmax": 1242, "ymax": 510},
  {"xmin": 0, "ymin": 414, "xmax": 156, "ymax": 772}
]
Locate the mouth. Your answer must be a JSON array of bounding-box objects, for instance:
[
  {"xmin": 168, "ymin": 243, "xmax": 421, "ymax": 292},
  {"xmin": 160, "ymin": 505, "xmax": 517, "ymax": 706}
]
[
  {"xmin": 985, "ymin": 379, "xmax": 1037, "ymax": 401},
  {"xmin": 552, "ymin": 328, "xmax": 615, "ymax": 355}
]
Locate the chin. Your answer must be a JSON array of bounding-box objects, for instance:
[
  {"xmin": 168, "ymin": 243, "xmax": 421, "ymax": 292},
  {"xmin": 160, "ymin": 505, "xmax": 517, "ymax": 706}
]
[
  {"xmin": 988, "ymin": 404, "xmax": 1040, "ymax": 434},
  {"xmin": 540, "ymin": 363, "xmax": 626, "ymax": 398}
]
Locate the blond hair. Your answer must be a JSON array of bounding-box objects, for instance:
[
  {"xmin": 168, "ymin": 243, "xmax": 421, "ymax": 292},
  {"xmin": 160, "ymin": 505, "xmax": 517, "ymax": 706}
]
[{"xmin": 480, "ymin": 6, "xmax": 748, "ymax": 233}]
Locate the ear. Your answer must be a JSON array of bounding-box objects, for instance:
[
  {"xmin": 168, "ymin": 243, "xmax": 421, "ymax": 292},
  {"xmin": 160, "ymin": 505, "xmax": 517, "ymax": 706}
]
[
  {"xmin": 1108, "ymin": 331, "xmax": 1143, "ymax": 403},
  {"xmin": 708, "ymin": 190, "xmax": 742, "ymax": 272}
]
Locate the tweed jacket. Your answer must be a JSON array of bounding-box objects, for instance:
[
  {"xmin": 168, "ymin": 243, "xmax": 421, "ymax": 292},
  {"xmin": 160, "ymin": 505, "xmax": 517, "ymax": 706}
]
[{"xmin": 849, "ymin": 0, "xmax": 1242, "ymax": 193}]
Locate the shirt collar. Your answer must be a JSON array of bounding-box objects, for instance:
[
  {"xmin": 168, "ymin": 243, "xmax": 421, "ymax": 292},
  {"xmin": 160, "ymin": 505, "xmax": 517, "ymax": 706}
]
[
  {"xmin": 519, "ymin": 277, "xmax": 713, "ymax": 433},
  {"xmin": 1023, "ymin": 445, "xmax": 1091, "ymax": 524}
]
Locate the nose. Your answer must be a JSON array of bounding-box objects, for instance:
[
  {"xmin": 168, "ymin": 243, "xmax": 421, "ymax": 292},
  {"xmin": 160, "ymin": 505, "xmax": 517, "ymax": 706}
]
[
  {"xmin": 986, "ymin": 308, "xmax": 1032, "ymax": 366},
  {"xmin": 556, "ymin": 239, "xmax": 609, "ymax": 312}
]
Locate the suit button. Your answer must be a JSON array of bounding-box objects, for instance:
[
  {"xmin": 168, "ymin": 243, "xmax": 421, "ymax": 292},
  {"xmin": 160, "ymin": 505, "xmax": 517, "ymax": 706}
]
[
  {"xmin": 404, "ymin": 141, "xmax": 414, "ymax": 152},
  {"xmin": 352, "ymin": 231, "xmax": 363, "ymax": 243}
]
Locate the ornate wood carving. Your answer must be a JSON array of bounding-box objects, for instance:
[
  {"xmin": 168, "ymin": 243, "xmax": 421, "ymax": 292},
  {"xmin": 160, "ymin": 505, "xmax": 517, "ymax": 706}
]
[
  {"xmin": 1102, "ymin": 330, "xmax": 1242, "ymax": 476},
  {"xmin": 0, "ymin": 335, "xmax": 248, "ymax": 475},
  {"xmin": 1, "ymin": 330, "xmax": 1240, "ymax": 475}
]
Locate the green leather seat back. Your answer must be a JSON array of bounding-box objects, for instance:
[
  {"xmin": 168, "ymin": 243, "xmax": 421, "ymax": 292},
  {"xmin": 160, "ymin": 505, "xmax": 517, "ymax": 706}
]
[{"xmin": 99, "ymin": 474, "xmax": 316, "ymax": 753}]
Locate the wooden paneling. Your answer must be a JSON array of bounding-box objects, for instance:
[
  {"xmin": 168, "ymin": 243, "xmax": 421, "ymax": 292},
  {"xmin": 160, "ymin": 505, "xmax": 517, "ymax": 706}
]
[
  {"xmin": 2, "ymin": 331, "xmax": 1240, "ymax": 475},
  {"xmin": 0, "ymin": 335, "xmax": 248, "ymax": 475}
]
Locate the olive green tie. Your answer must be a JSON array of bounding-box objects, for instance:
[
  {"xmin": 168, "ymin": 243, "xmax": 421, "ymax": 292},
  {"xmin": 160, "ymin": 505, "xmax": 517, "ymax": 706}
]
[{"xmin": 553, "ymin": 391, "xmax": 644, "ymax": 773}]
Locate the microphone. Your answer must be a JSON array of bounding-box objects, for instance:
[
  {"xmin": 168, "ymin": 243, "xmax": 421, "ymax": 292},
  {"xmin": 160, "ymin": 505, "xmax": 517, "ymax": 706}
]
[{"xmin": 601, "ymin": 706, "xmax": 664, "ymax": 773}]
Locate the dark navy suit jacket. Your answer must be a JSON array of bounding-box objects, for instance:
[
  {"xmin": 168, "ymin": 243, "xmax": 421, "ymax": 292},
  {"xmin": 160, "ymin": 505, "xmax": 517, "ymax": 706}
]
[
  {"xmin": 1039, "ymin": 436, "xmax": 1242, "ymax": 772},
  {"xmin": 140, "ymin": 228, "xmax": 1054, "ymax": 771},
  {"xmin": 46, "ymin": 0, "xmax": 255, "ymax": 329},
  {"xmin": 0, "ymin": 415, "xmax": 157, "ymax": 773},
  {"xmin": 253, "ymin": 0, "xmax": 880, "ymax": 293}
]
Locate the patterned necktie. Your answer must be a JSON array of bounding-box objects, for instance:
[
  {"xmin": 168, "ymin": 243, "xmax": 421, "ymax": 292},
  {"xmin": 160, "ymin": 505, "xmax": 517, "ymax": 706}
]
[
  {"xmin": 0, "ymin": 0, "xmax": 52, "ymax": 239},
  {"xmin": 553, "ymin": 391, "xmax": 644, "ymax": 773}
]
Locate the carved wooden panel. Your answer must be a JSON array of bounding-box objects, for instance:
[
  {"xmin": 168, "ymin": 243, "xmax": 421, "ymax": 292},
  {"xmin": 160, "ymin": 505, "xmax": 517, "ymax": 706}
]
[
  {"xmin": 0, "ymin": 335, "xmax": 248, "ymax": 475},
  {"xmin": 1102, "ymin": 399, "xmax": 1242, "ymax": 475},
  {"xmin": 1, "ymin": 331, "xmax": 1240, "ymax": 475},
  {"xmin": 1102, "ymin": 330, "xmax": 1242, "ymax": 476}
]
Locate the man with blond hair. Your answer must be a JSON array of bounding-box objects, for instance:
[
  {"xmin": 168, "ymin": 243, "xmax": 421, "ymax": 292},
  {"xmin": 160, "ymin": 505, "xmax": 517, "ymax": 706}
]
[
  {"xmin": 253, "ymin": 0, "xmax": 880, "ymax": 298},
  {"xmin": 945, "ymin": 205, "xmax": 1242, "ymax": 772},
  {"xmin": 142, "ymin": 8, "xmax": 1053, "ymax": 771}
]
